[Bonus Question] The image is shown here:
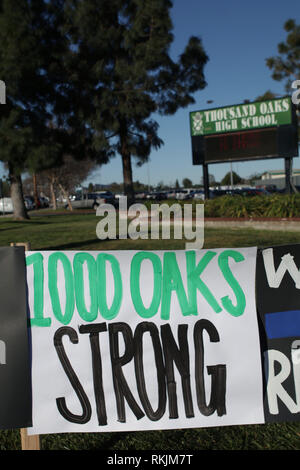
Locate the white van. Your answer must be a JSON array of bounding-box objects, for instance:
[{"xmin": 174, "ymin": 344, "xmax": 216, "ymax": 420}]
[
  {"xmin": 176, "ymin": 188, "xmax": 195, "ymax": 200},
  {"xmin": 0, "ymin": 198, "xmax": 13, "ymax": 213}
]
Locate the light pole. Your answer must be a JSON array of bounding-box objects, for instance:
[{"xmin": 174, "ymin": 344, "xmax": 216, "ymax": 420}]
[{"xmin": 147, "ymin": 160, "xmax": 150, "ymax": 192}]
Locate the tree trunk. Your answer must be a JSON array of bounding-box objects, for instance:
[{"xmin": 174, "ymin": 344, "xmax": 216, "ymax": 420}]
[
  {"xmin": 121, "ymin": 151, "xmax": 135, "ymax": 203},
  {"xmin": 59, "ymin": 184, "xmax": 73, "ymax": 211},
  {"xmin": 9, "ymin": 165, "xmax": 29, "ymax": 220},
  {"xmin": 32, "ymin": 173, "xmax": 39, "ymax": 209},
  {"xmin": 50, "ymin": 177, "xmax": 57, "ymax": 210},
  {"xmin": 120, "ymin": 127, "xmax": 135, "ymax": 204}
]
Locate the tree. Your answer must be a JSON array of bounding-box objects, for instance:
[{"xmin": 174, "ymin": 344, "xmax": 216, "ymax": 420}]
[
  {"xmin": 200, "ymin": 173, "xmax": 215, "ymax": 186},
  {"xmin": 156, "ymin": 180, "xmax": 165, "ymax": 190},
  {"xmin": 39, "ymin": 156, "xmax": 96, "ymax": 210},
  {"xmin": 182, "ymin": 177, "xmax": 193, "ymax": 188},
  {"xmin": 255, "ymin": 90, "xmax": 278, "ymax": 102},
  {"xmin": 221, "ymin": 171, "xmax": 243, "ymax": 186},
  {"xmin": 266, "ymin": 19, "xmax": 300, "ymax": 91},
  {"xmin": 0, "ymin": 177, "xmax": 10, "ymax": 197},
  {"xmin": 264, "ymin": 19, "xmax": 300, "ymax": 139},
  {"xmin": 0, "ymin": 1, "xmax": 69, "ymax": 219},
  {"xmin": 88, "ymin": 182, "xmax": 95, "ymax": 193},
  {"xmin": 0, "ymin": 1, "xmax": 99, "ymax": 219},
  {"xmin": 247, "ymin": 172, "xmax": 264, "ymax": 185},
  {"xmin": 0, "ymin": 1, "xmax": 208, "ymax": 217},
  {"xmin": 63, "ymin": 0, "xmax": 208, "ymax": 202}
]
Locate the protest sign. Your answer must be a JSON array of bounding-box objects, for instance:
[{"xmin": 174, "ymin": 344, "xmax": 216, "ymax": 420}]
[
  {"xmin": 0, "ymin": 246, "xmax": 32, "ymax": 429},
  {"xmin": 256, "ymin": 245, "xmax": 300, "ymax": 423},
  {"xmin": 26, "ymin": 248, "xmax": 265, "ymax": 435}
]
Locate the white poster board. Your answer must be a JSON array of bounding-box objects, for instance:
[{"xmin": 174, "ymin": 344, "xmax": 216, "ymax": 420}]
[{"xmin": 26, "ymin": 248, "xmax": 264, "ymax": 435}]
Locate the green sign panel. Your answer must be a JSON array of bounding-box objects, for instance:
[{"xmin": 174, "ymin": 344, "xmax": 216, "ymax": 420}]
[{"xmin": 190, "ymin": 97, "xmax": 293, "ymax": 137}]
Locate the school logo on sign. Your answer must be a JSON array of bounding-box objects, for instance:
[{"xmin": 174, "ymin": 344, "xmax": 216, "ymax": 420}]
[{"xmin": 191, "ymin": 112, "xmax": 204, "ymax": 134}]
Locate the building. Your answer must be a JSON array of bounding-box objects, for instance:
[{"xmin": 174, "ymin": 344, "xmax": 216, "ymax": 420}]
[{"xmin": 255, "ymin": 169, "xmax": 300, "ymax": 190}]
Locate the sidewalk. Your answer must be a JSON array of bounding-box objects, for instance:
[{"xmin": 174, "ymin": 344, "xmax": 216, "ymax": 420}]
[{"xmin": 204, "ymin": 217, "xmax": 300, "ymax": 232}]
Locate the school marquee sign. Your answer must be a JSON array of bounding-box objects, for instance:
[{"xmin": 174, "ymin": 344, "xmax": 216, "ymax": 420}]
[
  {"xmin": 190, "ymin": 96, "xmax": 298, "ymax": 165},
  {"xmin": 190, "ymin": 97, "xmax": 293, "ymax": 136}
]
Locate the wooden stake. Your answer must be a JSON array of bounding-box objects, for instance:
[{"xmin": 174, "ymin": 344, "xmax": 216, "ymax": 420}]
[
  {"xmin": 20, "ymin": 428, "xmax": 40, "ymax": 451},
  {"xmin": 10, "ymin": 242, "xmax": 40, "ymax": 451}
]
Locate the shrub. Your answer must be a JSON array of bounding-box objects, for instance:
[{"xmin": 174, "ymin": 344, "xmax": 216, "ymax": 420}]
[
  {"xmin": 135, "ymin": 194, "xmax": 300, "ymax": 218},
  {"xmin": 202, "ymin": 194, "xmax": 300, "ymax": 218}
]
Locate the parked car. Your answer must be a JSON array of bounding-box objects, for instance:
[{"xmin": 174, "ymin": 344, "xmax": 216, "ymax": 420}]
[
  {"xmin": 24, "ymin": 196, "xmax": 35, "ymax": 210},
  {"xmin": 194, "ymin": 189, "xmax": 216, "ymax": 199},
  {"xmin": 167, "ymin": 190, "xmax": 177, "ymax": 199},
  {"xmin": 193, "ymin": 190, "xmax": 205, "ymax": 200},
  {"xmin": 0, "ymin": 197, "xmax": 13, "ymax": 213},
  {"xmin": 135, "ymin": 192, "xmax": 148, "ymax": 200},
  {"xmin": 66, "ymin": 192, "xmax": 116, "ymax": 209},
  {"xmin": 23, "ymin": 195, "xmax": 49, "ymax": 210},
  {"xmin": 39, "ymin": 196, "xmax": 49, "ymax": 208},
  {"xmin": 222, "ymin": 189, "xmax": 243, "ymax": 196},
  {"xmin": 240, "ymin": 188, "xmax": 270, "ymax": 197},
  {"xmin": 146, "ymin": 192, "xmax": 165, "ymax": 201},
  {"xmin": 176, "ymin": 189, "xmax": 194, "ymax": 200},
  {"xmin": 264, "ymin": 184, "xmax": 278, "ymax": 193},
  {"xmin": 95, "ymin": 191, "xmax": 117, "ymax": 205}
]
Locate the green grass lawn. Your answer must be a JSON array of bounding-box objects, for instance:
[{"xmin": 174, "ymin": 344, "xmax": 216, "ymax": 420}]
[
  {"xmin": 0, "ymin": 211, "xmax": 299, "ymax": 450},
  {"xmin": 1, "ymin": 211, "xmax": 300, "ymax": 250}
]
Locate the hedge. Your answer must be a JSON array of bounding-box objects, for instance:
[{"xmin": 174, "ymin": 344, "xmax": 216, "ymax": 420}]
[
  {"xmin": 143, "ymin": 194, "xmax": 300, "ymax": 219},
  {"xmin": 203, "ymin": 194, "xmax": 300, "ymax": 218}
]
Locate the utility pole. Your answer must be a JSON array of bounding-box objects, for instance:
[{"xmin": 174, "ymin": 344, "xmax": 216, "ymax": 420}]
[
  {"xmin": 147, "ymin": 161, "xmax": 150, "ymax": 192},
  {"xmin": 285, "ymin": 157, "xmax": 292, "ymax": 194},
  {"xmin": 203, "ymin": 163, "xmax": 210, "ymax": 199},
  {"xmin": 230, "ymin": 162, "xmax": 233, "ymax": 188}
]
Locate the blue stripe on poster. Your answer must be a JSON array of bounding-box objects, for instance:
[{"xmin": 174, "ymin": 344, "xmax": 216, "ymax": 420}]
[{"xmin": 265, "ymin": 310, "xmax": 300, "ymax": 339}]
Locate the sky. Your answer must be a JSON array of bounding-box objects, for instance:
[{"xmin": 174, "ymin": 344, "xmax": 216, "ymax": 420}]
[
  {"xmin": 2, "ymin": 0, "xmax": 300, "ymax": 188},
  {"xmin": 87, "ymin": 0, "xmax": 300, "ymax": 188}
]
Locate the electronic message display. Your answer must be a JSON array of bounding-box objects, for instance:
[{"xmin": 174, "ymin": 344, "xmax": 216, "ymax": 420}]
[
  {"xmin": 190, "ymin": 97, "xmax": 298, "ymax": 165},
  {"xmin": 204, "ymin": 128, "xmax": 278, "ymax": 163}
]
